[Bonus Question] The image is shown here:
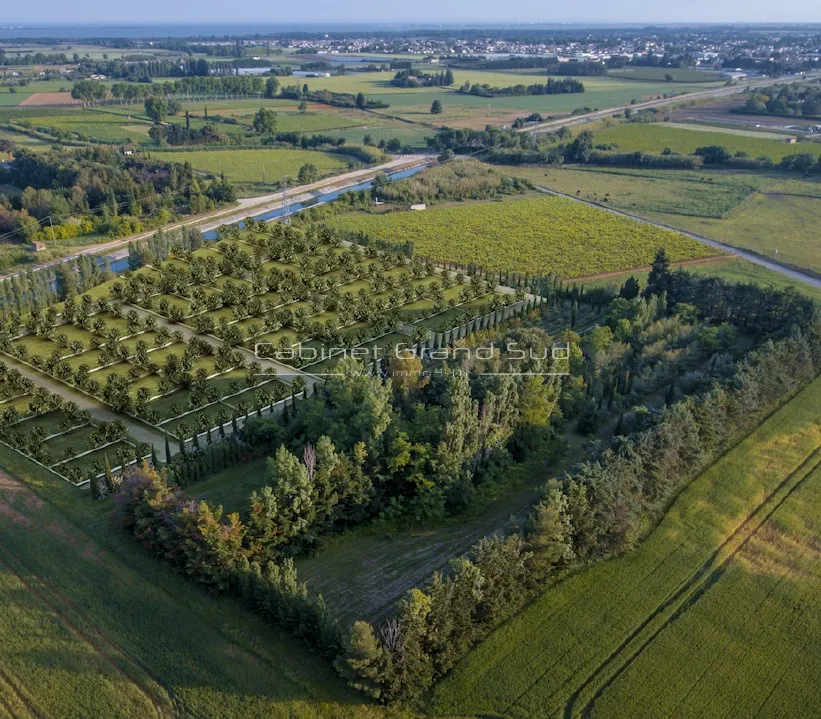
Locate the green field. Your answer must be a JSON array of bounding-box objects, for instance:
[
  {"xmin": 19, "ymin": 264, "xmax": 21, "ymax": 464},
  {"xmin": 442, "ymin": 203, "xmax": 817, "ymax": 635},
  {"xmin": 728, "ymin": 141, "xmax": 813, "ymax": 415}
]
[
  {"xmin": 328, "ymin": 195, "xmax": 720, "ymax": 277},
  {"xmin": 514, "ymin": 165, "xmax": 821, "ymax": 275},
  {"xmin": 0, "ymin": 108, "xmax": 148, "ymax": 143},
  {"xmin": 0, "ymin": 449, "xmax": 384, "ymax": 719},
  {"xmin": 645, "ymin": 193, "xmax": 821, "ymax": 276},
  {"xmin": 594, "ymin": 122, "xmax": 811, "ymax": 161},
  {"xmin": 511, "ymin": 165, "xmax": 756, "ymax": 218},
  {"xmin": 150, "ymin": 147, "xmax": 352, "ymax": 184},
  {"xmin": 429, "ymin": 374, "xmax": 821, "ymax": 718},
  {"xmin": 606, "ymin": 67, "xmax": 724, "ymax": 82}
]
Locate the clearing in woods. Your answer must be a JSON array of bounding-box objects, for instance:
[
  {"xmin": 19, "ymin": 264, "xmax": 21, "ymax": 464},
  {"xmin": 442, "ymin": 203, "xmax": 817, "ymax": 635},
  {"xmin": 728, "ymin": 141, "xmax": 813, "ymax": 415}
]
[
  {"xmin": 0, "ymin": 448, "xmax": 385, "ymax": 719},
  {"xmin": 427, "ymin": 374, "xmax": 821, "ymax": 718}
]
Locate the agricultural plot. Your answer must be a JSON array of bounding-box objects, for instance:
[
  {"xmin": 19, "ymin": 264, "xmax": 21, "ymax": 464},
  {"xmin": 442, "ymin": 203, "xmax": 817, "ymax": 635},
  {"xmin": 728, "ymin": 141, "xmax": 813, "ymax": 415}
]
[
  {"xmin": 593, "ymin": 122, "xmax": 812, "ymax": 161},
  {"xmin": 606, "ymin": 67, "xmax": 723, "ymax": 82},
  {"xmin": 150, "ymin": 147, "xmax": 351, "ymax": 184},
  {"xmin": 0, "ymin": 452, "xmax": 371, "ymax": 719},
  {"xmin": 511, "ymin": 166, "xmax": 756, "ymax": 218},
  {"xmin": 1, "ymin": 220, "xmax": 513, "ymax": 453},
  {"xmin": 328, "ymin": 195, "xmax": 719, "ymax": 277},
  {"xmin": 0, "ymin": 107, "xmax": 149, "ymax": 143},
  {"xmin": 428, "ymin": 375, "xmax": 821, "ymax": 718},
  {"xmin": 514, "ymin": 165, "xmax": 821, "ymax": 277},
  {"xmin": 0, "ymin": 379, "xmax": 147, "ymax": 485}
]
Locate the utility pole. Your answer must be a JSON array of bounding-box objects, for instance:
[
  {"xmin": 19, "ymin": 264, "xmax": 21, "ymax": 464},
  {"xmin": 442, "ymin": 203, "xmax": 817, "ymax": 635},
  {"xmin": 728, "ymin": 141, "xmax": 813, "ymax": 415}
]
[{"xmin": 282, "ymin": 177, "xmax": 290, "ymax": 225}]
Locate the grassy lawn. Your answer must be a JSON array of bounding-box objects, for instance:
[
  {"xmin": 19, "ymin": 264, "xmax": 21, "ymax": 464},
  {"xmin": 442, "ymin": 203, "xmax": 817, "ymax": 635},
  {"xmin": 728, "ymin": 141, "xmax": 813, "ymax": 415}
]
[
  {"xmin": 13, "ymin": 410, "xmax": 68, "ymax": 437},
  {"xmin": 645, "ymin": 193, "xmax": 821, "ymax": 276},
  {"xmin": 149, "ymin": 148, "xmax": 352, "ymax": 184},
  {"xmin": 328, "ymin": 195, "xmax": 719, "ymax": 277},
  {"xmin": 62, "ymin": 441, "xmax": 135, "ymax": 474},
  {"xmin": 0, "ymin": 448, "xmax": 382, "ymax": 718},
  {"xmin": 428, "ymin": 375, "xmax": 821, "ymax": 718},
  {"xmin": 189, "ymin": 457, "xmax": 270, "ymax": 514},
  {"xmin": 43, "ymin": 425, "xmax": 97, "ymax": 461}
]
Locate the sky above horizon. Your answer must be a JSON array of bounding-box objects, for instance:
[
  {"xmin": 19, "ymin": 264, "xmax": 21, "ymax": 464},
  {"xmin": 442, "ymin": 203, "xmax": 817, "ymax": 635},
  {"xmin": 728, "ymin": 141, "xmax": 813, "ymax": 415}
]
[{"xmin": 4, "ymin": 0, "xmax": 821, "ymax": 27}]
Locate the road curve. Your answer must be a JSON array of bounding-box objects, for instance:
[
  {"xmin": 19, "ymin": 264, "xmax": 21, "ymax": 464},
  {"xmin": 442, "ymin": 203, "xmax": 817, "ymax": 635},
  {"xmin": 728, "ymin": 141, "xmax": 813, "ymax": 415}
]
[{"xmin": 533, "ymin": 185, "xmax": 821, "ymax": 290}]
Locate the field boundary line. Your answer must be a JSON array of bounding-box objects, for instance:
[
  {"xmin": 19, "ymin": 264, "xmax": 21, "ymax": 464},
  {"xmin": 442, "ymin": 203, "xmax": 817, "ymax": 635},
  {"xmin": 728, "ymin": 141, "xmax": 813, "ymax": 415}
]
[
  {"xmin": 532, "ymin": 185, "xmax": 821, "ymax": 288},
  {"xmin": 0, "ymin": 548, "xmax": 169, "ymax": 719},
  {"xmin": 570, "ymin": 440, "xmax": 821, "ymax": 718}
]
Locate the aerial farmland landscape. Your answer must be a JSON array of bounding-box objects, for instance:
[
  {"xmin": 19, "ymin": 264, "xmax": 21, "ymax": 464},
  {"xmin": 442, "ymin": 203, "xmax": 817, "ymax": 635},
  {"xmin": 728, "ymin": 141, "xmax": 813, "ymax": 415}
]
[{"xmin": 0, "ymin": 5, "xmax": 821, "ymax": 719}]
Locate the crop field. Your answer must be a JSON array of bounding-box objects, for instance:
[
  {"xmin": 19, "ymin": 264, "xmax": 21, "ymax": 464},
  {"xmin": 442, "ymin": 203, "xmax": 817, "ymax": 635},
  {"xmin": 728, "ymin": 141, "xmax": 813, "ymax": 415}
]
[
  {"xmin": 428, "ymin": 375, "xmax": 821, "ymax": 718},
  {"xmin": 0, "ymin": 107, "xmax": 148, "ymax": 142},
  {"xmin": 513, "ymin": 166, "xmax": 821, "ymax": 276},
  {"xmin": 644, "ymin": 192, "xmax": 821, "ymax": 276},
  {"xmin": 150, "ymin": 147, "xmax": 351, "ymax": 184},
  {"xmin": 328, "ymin": 195, "xmax": 720, "ymax": 277},
  {"xmin": 0, "ymin": 450, "xmax": 382, "ymax": 719},
  {"xmin": 511, "ymin": 166, "xmax": 757, "ymax": 218},
  {"xmin": 606, "ymin": 67, "xmax": 723, "ymax": 82},
  {"xmin": 593, "ymin": 122, "xmax": 810, "ymax": 160}
]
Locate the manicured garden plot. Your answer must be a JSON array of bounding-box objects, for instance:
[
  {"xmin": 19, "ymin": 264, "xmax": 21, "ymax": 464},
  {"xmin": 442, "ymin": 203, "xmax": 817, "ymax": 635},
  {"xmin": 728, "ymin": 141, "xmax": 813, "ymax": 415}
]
[
  {"xmin": 129, "ymin": 374, "xmax": 164, "ymax": 398},
  {"xmin": 162, "ymin": 405, "xmax": 231, "ymax": 439},
  {"xmin": 262, "ymin": 259, "xmax": 295, "ymax": 273},
  {"xmin": 119, "ymin": 332, "xmax": 161, "ymax": 354},
  {"xmin": 15, "ymin": 334, "xmax": 63, "ymax": 357},
  {"xmin": 201, "ymin": 306, "xmax": 238, "ymax": 324},
  {"xmin": 54, "ymin": 324, "xmax": 95, "ymax": 347},
  {"xmin": 0, "ymin": 395, "xmax": 35, "ymax": 415},
  {"xmin": 396, "ymin": 298, "xmax": 436, "ymax": 320},
  {"xmin": 213, "ymin": 275, "xmax": 253, "ymax": 292},
  {"xmin": 12, "ymin": 409, "xmax": 68, "ymax": 437},
  {"xmin": 43, "ymin": 425, "xmax": 97, "ymax": 461},
  {"xmin": 190, "ymin": 356, "xmax": 218, "ymax": 376},
  {"xmin": 144, "ymin": 343, "xmax": 187, "ymax": 365},
  {"xmin": 64, "ymin": 349, "xmax": 106, "ymax": 371},
  {"xmin": 61, "ymin": 441, "xmax": 137, "ymax": 474},
  {"xmin": 203, "ymin": 368, "xmax": 255, "ymax": 396},
  {"xmin": 255, "ymin": 328, "xmax": 300, "ymax": 351},
  {"xmin": 153, "ymin": 293, "xmax": 192, "ymax": 315}
]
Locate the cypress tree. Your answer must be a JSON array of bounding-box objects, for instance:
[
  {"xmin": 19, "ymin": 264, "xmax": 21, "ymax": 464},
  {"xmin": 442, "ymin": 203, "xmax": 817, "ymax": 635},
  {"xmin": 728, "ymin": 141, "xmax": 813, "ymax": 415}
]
[{"xmin": 164, "ymin": 434, "xmax": 172, "ymax": 463}]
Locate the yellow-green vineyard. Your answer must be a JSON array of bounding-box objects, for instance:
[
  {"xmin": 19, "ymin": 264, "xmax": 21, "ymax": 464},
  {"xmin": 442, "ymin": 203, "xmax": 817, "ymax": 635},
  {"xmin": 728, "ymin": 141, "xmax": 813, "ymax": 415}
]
[{"xmin": 328, "ymin": 196, "xmax": 720, "ymax": 277}]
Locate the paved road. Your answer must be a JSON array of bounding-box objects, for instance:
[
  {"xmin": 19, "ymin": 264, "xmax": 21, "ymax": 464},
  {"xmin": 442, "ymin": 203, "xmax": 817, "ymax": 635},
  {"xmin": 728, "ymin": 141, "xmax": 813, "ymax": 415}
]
[
  {"xmin": 0, "ymin": 154, "xmax": 433, "ymax": 282},
  {"xmin": 519, "ymin": 74, "xmax": 821, "ymax": 135},
  {"xmin": 533, "ymin": 185, "xmax": 821, "ymax": 290}
]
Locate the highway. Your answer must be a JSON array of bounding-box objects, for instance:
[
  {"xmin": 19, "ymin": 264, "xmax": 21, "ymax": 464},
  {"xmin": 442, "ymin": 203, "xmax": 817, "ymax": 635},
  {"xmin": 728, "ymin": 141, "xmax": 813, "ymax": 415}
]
[{"xmin": 519, "ymin": 74, "xmax": 821, "ymax": 135}]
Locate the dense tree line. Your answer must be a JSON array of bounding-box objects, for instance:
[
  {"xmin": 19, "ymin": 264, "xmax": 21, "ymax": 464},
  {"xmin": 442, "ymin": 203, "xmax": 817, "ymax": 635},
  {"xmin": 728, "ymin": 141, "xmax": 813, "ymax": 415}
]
[
  {"xmin": 457, "ymin": 76, "xmax": 584, "ymax": 97},
  {"xmin": 426, "ymin": 126, "xmax": 821, "ymax": 173},
  {"xmin": 740, "ymin": 83, "xmax": 821, "ymax": 117},
  {"xmin": 390, "ymin": 69, "xmax": 454, "ymax": 88},
  {"xmin": 337, "ymin": 256, "xmax": 821, "ymax": 703},
  {"xmin": 1, "ymin": 147, "xmax": 234, "ymax": 241}
]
